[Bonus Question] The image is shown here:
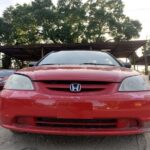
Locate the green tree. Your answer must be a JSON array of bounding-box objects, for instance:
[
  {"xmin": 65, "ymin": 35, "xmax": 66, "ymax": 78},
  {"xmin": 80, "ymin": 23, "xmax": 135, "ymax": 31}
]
[
  {"xmin": 11, "ymin": 4, "xmax": 42, "ymax": 44},
  {"xmin": 0, "ymin": 0, "xmax": 142, "ymax": 45},
  {"xmin": 31, "ymin": 0, "xmax": 57, "ymax": 43},
  {"xmin": 56, "ymin": 0, "xmax": 86, "ymax": 43},
  {"xmin": 0, "ymin": 12, "xmax": 13, "ymax": 44},
  {"xmin": 84, "ymin": 0, "xmax": 142, "ymax": 42},
  {"xmin": 1, "ymin": 4, "xmax": 43, "ymax": 45}
]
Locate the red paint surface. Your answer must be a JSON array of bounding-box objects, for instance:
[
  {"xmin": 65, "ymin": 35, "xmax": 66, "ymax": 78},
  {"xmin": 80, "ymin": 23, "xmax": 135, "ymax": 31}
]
[{"xmin": 0, "ymin": 65, "xmax": 150, "ymax": 135}]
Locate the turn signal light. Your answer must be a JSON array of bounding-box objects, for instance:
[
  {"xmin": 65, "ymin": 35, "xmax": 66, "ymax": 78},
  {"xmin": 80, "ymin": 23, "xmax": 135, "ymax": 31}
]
[{"xmin": 117, "ymin": 119, "xmax": 138, "ymax": 129}]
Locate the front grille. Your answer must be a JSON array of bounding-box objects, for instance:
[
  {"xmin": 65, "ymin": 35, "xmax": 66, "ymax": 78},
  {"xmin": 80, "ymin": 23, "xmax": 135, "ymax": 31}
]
[
  {"xmin": 36, "ymin": 118, "xmax": 117, "ymax": 129},
  {"xmin": 36, "ymin": 80, "xmax": 116, "ymax": 93},
  {"xmin": 40, "ymin": 81, "xmax": 112, "ymax": 84}
]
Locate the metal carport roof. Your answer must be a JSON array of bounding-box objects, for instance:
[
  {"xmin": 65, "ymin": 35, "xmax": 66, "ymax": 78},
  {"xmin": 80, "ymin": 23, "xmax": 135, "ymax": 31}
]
[{"xmin": 0, "ymin": 40, "xmax": 146, "ymax": 61}]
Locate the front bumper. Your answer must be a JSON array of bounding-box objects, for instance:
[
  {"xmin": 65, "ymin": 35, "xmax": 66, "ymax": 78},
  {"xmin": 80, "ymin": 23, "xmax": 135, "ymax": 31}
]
[{"xmin": 1, "ymin": 90, "xmax": 150, "ymax": 136}]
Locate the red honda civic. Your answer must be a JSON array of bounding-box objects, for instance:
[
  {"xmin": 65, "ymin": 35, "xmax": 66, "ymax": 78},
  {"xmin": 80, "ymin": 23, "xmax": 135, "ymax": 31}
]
[{"xmin": 0, "ymin": 50, "xmax": 150, "ymax": 136}]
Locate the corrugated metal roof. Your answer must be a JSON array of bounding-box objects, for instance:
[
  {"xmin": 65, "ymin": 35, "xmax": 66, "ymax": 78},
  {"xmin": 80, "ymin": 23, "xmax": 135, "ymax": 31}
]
[{"xmin": 0, "ymin": 40, "xmax": 146, "ymax": 61}]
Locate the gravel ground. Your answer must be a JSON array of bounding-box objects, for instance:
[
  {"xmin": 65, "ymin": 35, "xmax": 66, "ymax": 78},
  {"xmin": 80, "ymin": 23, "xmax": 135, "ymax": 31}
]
[{"xmin": 0, "ymin": 127, "xmax": 149, "ymax": 150}]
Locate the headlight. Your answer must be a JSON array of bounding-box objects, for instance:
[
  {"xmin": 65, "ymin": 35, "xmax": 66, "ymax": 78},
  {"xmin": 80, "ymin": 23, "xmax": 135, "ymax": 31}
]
[
  {"xmin": 4, "ymin": 74, "xmax": 34, "ymax": 90},
  {"xmin": 119, "ymin": 75, "xmax": 150, "ymax": 92}
]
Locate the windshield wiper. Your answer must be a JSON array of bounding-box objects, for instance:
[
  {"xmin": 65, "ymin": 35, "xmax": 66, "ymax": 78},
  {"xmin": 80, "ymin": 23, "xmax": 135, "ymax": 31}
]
[
  {"xmin": 39, "ymin": 64, "xmax": 60, "ymax": 66},
  {"xmin": 39, "ymin": 63, "xmax": 116, "ymax": 66},
  {"xmin": 80, "ymin": 63, "xmax": 116, "ymax": 66}
]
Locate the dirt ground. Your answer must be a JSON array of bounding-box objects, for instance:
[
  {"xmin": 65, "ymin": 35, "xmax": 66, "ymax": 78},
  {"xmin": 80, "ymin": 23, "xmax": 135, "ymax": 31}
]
[{"xmin": 0, "ymin": 127, "xmax": 149, "ymax": 150}]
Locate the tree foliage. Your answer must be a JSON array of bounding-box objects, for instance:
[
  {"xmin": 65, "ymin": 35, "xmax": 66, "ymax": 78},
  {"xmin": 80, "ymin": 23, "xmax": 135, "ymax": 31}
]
[{"xmin": 0, "ymin": 0, "xmax": 142, "ymax": 45}]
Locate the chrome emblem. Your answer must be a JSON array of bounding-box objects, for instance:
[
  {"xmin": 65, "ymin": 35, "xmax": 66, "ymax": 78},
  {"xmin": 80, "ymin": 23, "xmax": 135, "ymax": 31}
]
[{"xmin": 70, "ymin": 83, "xmax": 81, "ymax": 92}]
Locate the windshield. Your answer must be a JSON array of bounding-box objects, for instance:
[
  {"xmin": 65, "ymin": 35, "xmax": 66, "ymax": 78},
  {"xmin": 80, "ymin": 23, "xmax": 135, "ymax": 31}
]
[{"xmin": 38, "ymin": 51, "xmax": 120, "ymax": 66}]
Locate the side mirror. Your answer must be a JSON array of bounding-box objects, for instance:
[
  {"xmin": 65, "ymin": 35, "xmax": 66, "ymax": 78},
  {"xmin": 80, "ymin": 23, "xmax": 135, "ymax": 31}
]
[
  {"xmin": 29, "ymin": 62, "xmax": 37, "ymax": 67},
  {"xmin": 122, "ymin": 62, "xmax": 132, "ymax": 68}
]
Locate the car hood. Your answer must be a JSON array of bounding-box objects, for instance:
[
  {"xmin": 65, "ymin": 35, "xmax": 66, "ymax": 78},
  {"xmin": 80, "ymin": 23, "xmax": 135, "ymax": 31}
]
[{"xmin": 17, "ymin": 65, "xmax": 140, "ymax": 82}]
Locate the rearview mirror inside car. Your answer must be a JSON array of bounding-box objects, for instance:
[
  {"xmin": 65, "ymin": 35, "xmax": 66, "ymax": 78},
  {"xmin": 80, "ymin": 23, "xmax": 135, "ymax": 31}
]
[
  {"xmin": 122, "ymin": 62, "xmax": 132, "ymax": 68},
  {"xmin": 29, "ymin": 62, "xmax": 37, "ymax": 67}
]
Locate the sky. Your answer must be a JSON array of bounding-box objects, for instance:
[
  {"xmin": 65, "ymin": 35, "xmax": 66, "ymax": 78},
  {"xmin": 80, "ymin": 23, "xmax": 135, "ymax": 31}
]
[{"xmin": 0, "ymin": 0, "xmax": 150, "ymax": 40}]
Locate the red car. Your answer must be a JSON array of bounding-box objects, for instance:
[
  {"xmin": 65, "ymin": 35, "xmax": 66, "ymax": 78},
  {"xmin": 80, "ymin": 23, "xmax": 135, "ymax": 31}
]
[{"xmin": 0, "ymin": 50, "xmax": 150, "ymax": 136}]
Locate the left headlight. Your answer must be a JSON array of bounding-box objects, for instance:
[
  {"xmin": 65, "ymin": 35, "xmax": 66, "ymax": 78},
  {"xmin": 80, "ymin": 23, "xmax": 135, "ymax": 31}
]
[
  {"xmin": 119, "ymin": 75, "xmax": 150, "ymax": 92},
  {"xmin": 4, "ymin": 74, "xmax": 34, "ymax": 90}
]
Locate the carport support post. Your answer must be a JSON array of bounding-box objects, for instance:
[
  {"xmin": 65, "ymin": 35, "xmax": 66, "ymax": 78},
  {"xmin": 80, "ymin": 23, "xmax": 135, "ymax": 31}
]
[
  {"xmin": 137, "ymin": 65, "xmax": 139, "ymax": 71},
  {"xmin": 133, "ymin": 53, "xmax": 136, "ymax": 70},
  {"xmin": 41, "ymin": 47, "xmax": 44, "ymax": 58},
  {"xmin": 144, "ymin": 49, "xmax": 149, "ymax": 75}
]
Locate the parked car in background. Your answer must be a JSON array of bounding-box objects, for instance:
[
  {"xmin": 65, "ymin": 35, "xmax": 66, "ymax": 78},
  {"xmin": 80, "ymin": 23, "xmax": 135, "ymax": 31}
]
[
  {"xmin": 0, "ymin": 51, "xmax": 150, "ymax": 136},
  {"xmin": 0, "ymin": 69, "xmax": 15, "ymax": 90}
]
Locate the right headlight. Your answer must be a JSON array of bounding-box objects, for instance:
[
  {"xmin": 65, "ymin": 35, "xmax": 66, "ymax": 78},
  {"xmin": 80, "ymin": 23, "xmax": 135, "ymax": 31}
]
[
  {"xmin": 119, "ymin": 75, "xmax": 150, "ymax": 92},
  {"xmin": 4, "ymin": 74, "xmax": 34, "ymax": 90}
]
